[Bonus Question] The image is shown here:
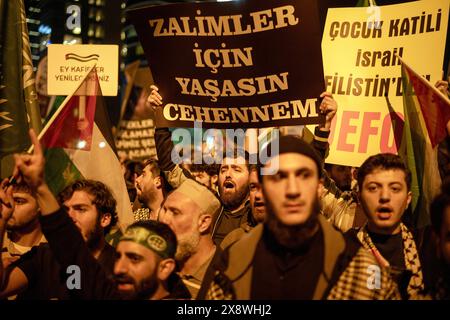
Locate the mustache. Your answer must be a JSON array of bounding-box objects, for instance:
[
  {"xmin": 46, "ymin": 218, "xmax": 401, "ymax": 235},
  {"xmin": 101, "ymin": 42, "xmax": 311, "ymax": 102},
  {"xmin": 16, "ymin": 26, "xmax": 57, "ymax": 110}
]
[
  {"xmin": 222, "ymin": 178, "xmax": 235, "ymax": 186},
  {"xmin": 114, "ymin": 274, "xmax": 136, "ymax": 285},
  {"xmin": 282, "ymin": 200, "xmax": 306, "ymax": 207}
]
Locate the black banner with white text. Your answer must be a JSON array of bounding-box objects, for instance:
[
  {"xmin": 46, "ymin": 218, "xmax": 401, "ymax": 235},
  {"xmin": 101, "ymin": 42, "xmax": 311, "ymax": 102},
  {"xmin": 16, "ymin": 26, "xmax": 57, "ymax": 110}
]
[{"xmin": 128, "ymin": 0, "xmax": 325, "ymax": 128}]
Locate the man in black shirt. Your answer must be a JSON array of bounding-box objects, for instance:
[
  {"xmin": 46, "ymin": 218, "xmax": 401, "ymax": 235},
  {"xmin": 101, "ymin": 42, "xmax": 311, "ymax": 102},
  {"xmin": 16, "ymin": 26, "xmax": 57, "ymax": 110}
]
[
  {"xmin": 0, "ymin": 178, "xmax": 117, "ymax": 299},
  {"xmin": 347, "ymin": 153, "xmax": 424, "ymax": 299}
]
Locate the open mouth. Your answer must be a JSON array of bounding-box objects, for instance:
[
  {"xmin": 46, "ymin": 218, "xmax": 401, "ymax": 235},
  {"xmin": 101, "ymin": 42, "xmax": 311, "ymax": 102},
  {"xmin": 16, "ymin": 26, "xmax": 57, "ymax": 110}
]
[
  {"xmin": 223, "ymin": 180, "xmax": 235, "ymax": 189},
  {"xmin": 378, "ymin": 207, "xmax": 392, "ymax": 213},
  {"xmin": 254, "ymin": 202, "xmax": 265, "ymax": 208},
  {"xmin": 376, "ymin": 206, "xmax": 393, "ymax": 219}
]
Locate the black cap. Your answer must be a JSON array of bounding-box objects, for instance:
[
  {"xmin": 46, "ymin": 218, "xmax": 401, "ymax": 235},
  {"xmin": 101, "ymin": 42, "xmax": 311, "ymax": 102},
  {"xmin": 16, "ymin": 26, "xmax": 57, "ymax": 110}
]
[{"xmin": 260, "ymin": 135, "xmax": 323, "ymax": 177}]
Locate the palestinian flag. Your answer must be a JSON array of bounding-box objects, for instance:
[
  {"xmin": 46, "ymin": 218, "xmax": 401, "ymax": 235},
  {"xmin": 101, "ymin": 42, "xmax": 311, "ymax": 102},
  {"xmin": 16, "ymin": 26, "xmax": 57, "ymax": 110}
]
[
  {"xmin": 399, "ymin": 60, "xmax": 444, "ymax": 229},
  {"xmin": 401, "ymin": 60, "xmax": 450, "ymax": 148},
  {"xmin": 39, "ymin": 66, "xmax": 133, "ymax": 231}
]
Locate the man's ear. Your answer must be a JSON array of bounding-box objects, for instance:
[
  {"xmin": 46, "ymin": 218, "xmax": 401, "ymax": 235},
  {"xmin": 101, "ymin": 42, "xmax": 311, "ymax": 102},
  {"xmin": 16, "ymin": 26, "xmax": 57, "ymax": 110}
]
[
  {"xmin": 317, "ymin": 178, "xmax": 324, "ymax": 198},
  {"xmin": 198, "ymin": 213, "xmax": 212, "ymax": 234},
  {"xmin": 100, "ymin": 213, "xmax": 112, "ymax": 228},
  {"xmin": 158, "ymin": 258, "xmax": 176, "ymax": 282},
  {"xmin": 406, "ymin": 191, "xmax": 412, "ymax": 208},
  {"xmin": 154, "ymin": 176, "xmax": 162, "ymax": 189}
]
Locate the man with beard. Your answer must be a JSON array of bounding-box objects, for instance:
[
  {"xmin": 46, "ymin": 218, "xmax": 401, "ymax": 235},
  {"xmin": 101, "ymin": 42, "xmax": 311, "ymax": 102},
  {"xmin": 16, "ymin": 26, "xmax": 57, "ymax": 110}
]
[
  {"xmin": 152, "ymin": 124, "xmax": 253, "ymax": 246},
  {"xmin": 220, "ymin": 164, "xmax": 266, "ymax": 249},
  {"xmin": 159, "ymin": 179, "xmax": 221, "ymax": 299},
  {"xmin": 346, "ymin": 154, "xmax": 424, "ymax": 299},
  {"xmin": 0, "ymin": 178, "xmax": 117, "ymax": 299},
  {"xmin": 134, "ymin": 158, "xmax": 168, "ymax": 221},
  {"xmin": 148, "ymin": 86, "xmax": 256, "ymax": 245},
  {"xmin": 110, "ymin": 220, "xmax": 189, "ymax": 300},
  {"xmin": 212, "ymin": 147, "xmax": 254, "ymax": 245},
  {"xmin": 2, "ymin": 182, "xmax": 46, "ymax": 262},
  {"xmin": 324, "ymin": 164, "xmax": 353, "ymax": 192},
  {"xmin": 206, "ymin": 136, "xmax": 400, "ymax": 299}
]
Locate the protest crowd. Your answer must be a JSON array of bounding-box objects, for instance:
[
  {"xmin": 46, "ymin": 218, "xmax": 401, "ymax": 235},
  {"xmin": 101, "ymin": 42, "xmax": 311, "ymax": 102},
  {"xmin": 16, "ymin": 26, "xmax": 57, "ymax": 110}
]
[
  {"xmin": 1, "ymin": 0, "xmax": 450, "ymax": 302},
  {"xmin": 1, "ymin": 80, "xmax": 449, "ymax": 301}
]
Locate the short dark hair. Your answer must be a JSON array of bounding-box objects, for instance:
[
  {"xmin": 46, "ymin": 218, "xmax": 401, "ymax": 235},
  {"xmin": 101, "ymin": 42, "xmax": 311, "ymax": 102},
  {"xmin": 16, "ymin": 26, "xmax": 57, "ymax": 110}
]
[
  {"xmin": 124, "ymin": 160, "xmax": 145, "ymax": 180},
  {"xmin": 144, "ymin": 158, "xmax": 161, "ymax": 178},
  {"xmin": 126, "ymin": 220, "xmax": 178, "ymax": 259},
  {"xmin": 11, "ymin": 181, "xmax": 33, "ymax": 194},
  {"xmin": 430, "ymin": 180, "xmax": 450, "ymax": 234},
  {"xmin": 357, "ymin": 153, "xmax": 411, "ymax": 191},
  {"xmin": 58, "ymin": 180, "xmax": 118, "ymax": 234},
  {"xmin": 143, "ymin": 158, "xmax": 172, "ymax": 196}
]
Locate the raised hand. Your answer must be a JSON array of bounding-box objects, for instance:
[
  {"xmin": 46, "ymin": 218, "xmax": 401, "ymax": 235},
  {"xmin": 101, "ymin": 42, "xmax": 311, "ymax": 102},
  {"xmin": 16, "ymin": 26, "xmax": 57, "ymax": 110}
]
[
  {"xmin": 0, "ymin": 179, "xmax": 14, "ymax": 225},
  {"xmin": 146, "ymin": 85, "xmax": 163, "ymax": 111},
  {"xmin": 319, "ymin": 91, "xmax": 338, "ymax": 131},
  {"xmin": 435, "ymin": 80, "xmax": 449, "ymax": 97},
  {"xmin": 13, "ymin": 129, "xmax": 45, "ymax": 191}
]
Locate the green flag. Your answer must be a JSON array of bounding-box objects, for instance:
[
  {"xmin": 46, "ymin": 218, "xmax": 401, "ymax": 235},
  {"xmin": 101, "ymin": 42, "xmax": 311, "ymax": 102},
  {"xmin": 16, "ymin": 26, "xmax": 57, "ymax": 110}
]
[
  {"xmin": 0, "ymin": 0, "xmax": 42, "ymax": 158},
  {"xmin": 400, "ymin": 64, "xmax": 442, "ymax": 229}
]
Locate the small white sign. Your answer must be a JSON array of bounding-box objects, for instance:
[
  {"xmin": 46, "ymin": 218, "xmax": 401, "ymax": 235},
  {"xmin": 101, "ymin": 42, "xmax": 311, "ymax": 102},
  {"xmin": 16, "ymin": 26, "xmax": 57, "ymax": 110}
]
[{"xmin": 48, "ymin": 44, "xmax": 118, "ymax": 96}]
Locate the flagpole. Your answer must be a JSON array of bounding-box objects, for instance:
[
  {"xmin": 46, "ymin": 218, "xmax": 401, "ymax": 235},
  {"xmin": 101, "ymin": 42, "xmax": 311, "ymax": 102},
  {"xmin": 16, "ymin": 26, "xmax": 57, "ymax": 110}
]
[
  {"xmin": 79, "ymin": 79, "xmax": 87, "ymax": 120},
  {"xmin": 27, "ymin": 64, "xmax": 97, "ymax": 153}
]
